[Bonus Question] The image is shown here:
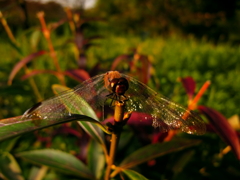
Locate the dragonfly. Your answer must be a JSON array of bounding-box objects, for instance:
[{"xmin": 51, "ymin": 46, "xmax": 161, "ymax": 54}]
[{"xmin": 22, "ymin": 71, "xmax": 206, "ymax": 135}]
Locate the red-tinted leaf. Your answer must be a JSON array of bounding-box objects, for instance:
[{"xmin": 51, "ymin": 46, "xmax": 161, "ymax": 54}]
[
  {"xmin": 65, "ymin": 69, "xmax": 90, "ymax": 82},
  {"xmin": 151, "ymin": 132, "xmax": 168, "ymax": 143},
  {"xmin": 128, "ymin": 112, "xmax": 155, "ymax": 126},
  {"xmin": 49, "ymin": 18, "xmax": 67, "ymax": 31},
  {"xmin": 136, "ymin": 54, "xmax": 152, "ymax": 84},
  {"xmin": 55, "ymin": 124, "xmax": 82, "ymax": 138},
  {"xmin": 21, "ymin": 69, "xmax": 62, "ymax": 80},
  {"xmin": 111, "ymin": 54, "xmax": 131, "ymax": 70},
  {"xmin": 104, "ymin": 112, "xmax": 152, "ymax": 126},
  {"xmin": 198, "ymin": 105, "xmax": 240, "ymax": 160},
  {"xmin": 179, "ymin": 77, "xmax": 196, "ymax": 100},
  {"xmin": 8, "ymin": 51, "xmax": 46, "ymax": 85}
]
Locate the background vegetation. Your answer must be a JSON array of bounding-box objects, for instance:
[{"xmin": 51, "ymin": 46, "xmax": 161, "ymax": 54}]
[{"xmin": 0, "ymin": 0, "xmax": 239, "ymax": 179}]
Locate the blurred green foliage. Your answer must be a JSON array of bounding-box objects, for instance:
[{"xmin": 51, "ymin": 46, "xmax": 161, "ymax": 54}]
[
  {"xmin": 86, "ymin": 34, "xmax": 240, "ymax": 117},
  {"xmin": 90, "ymin": 0, "xmax": 240, "ymax": 43},
  {"xmin": 1, "ymin": 31, "xmax": 240, "ymax": 118}
]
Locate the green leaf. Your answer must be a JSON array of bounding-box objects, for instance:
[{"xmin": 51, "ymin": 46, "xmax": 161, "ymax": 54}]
[
  {"xmin": 28, "ymin": 166, "xmax": 48, "ymax": 180},
  {"xmin": 0, "ymin": 152, "xmax": 25, "ymax": 180},
  {"xmin": 0, "ymin": 114, "xmax": 107, "ymax": 141},
  {"xmin": 119, "ymin": 139, "xmax": 201, "ymax": 169},
  {"xmin": 16, "ymin": 149, "xmax": 95, "ymax": 180},
  {"xmin": 122, "ymin": 169, "xmax": 149, "ymax": 180},
  {"xmin": 0, "ymin": 136, "xmax": 20, "ymax": 152},
  {"xmin": 52, "ymin": 84, "xmax": 109, "ymax": 146},
  {"xmin": 87, "ymin": 139, "xmax": 105, "ymax": 179},
  {"xmin": 52, "ymin": 84, "xmax": 98, "ymax": 119}
]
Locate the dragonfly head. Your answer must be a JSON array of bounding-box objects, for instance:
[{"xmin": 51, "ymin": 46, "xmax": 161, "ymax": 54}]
[{"xmin": 110, "ymin": 77, "xmax": 129, "ymax": 95}]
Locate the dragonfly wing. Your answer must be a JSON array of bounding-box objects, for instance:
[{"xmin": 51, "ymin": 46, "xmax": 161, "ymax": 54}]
[
  {"xmin": 22, "ymin": 74, "xmax": 108, "ymax": 122},
  {"xmin": 122, "ymin": 74, "xmax": 206, "ymax": 135}
]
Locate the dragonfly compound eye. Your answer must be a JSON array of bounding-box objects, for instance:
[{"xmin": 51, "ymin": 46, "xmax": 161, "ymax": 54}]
[{"xmin": 114, "ymin": 77, "xmax": 129, "ymax": 95}]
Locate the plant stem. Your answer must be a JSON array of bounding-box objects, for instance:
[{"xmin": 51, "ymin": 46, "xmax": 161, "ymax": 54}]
[
  {"xmin": 104, "ymin": 101, "xmax": 126, "ymax": 180},
  {"xmin": 64, "ymin": 7, "xmax": 76, "ymax": 34},
  {"xmin": 37, "ymin": 11, "xmax": 65, "ymax": 85},
  {"xmin": 0, "ymin": 11, "xmax": 19, "ymax": 46},
  {"xmin": 188, "ymin": 80, "xmax": 211, "ymax": 110},
  {"xmin": 105, "ymin": 132, "xmax": 120, "ymax": 180}
]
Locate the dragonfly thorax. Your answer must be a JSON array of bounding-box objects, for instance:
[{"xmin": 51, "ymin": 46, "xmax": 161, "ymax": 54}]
[{"xmin": 110, "ymin": 77, "xmax": 129, "ymax": 96}]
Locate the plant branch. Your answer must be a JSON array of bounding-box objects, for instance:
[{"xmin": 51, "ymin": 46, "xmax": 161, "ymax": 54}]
[{"xmin": 104, "ymin": 101, "xmax": 127, "ymax": 180}]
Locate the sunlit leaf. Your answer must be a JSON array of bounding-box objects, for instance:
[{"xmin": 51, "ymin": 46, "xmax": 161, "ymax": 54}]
[
  {"xmin": 122, "ymin": 169, "xmax": 148, "ymax": 180},
  {"xmin": 118, "ymin": 139, "xmax": 201, "ymax": 170},
  {"xmin": 199, "ymin": 105, "xmax": 240, "ymax": 160},
  {"xmin": 0, "ymin": 152, "xmax": 25, "ymax": 180},
  {"xmin": 16, "ymin": 149, "xmax": 95, "ymax": 179},
  {"xmin": 52, "ymin": 84, "xmax": 109, "ymax": 146},
  {"xmin": 28, "ymin": 166, "xmax": 48, "ymax": 180},
  {"xmin": 8, "ymin": 50, "xmax": 46, "ymax": 85},
  {"xmin": 30, "ymin": 30, "xmax": 41, "ymax": 49},
  {"xmin": 228, "ymin": 115, "xmax": 240, "ymax": 130},
  {"xmin": 0, "ymin": 115, "xmax": 106, "ymax": 141}
]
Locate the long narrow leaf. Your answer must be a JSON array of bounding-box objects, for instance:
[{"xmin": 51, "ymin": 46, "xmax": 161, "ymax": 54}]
[
  {"xmin": 179, "ymin": 76, "xmax": 196, "ymax": 100},
  {"xmin": 87, "ymin": 139, "xmax": 105, "ymax": 179},
  {"xmin": 16, "ymin": 149, "xmax": 95, "ymax": 179},
  {"xmin": 8, "ymin": 51, "xmax": 46, "ymax": 85},
  {"xmin": 119, "ymin": 139, "xmax": 201, "ymax": 169},
  {"xmin": 52, "ymin": 84, "xmax": 108, "ymax": 146},
  {"xmin": 122, "ymin": 169, "xmax": 149, "ymax": 180},
  {"xmin": 0, "ymin": 115, "xmax": 108, "ymax": 141},
  {"xmin": 199, "ymin": 105, "xmax": 240, "ymax": 160},
  {"xmin": 64, "ymin": 69, "xmax": 90, "ymax": 82},
  {"xmin": 0, "ymin": 137, "xmax": 20, "ymax": 152},
  {"xmin": 28, "ymin": 166, "xmax": 48, "ymax": 180}
]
